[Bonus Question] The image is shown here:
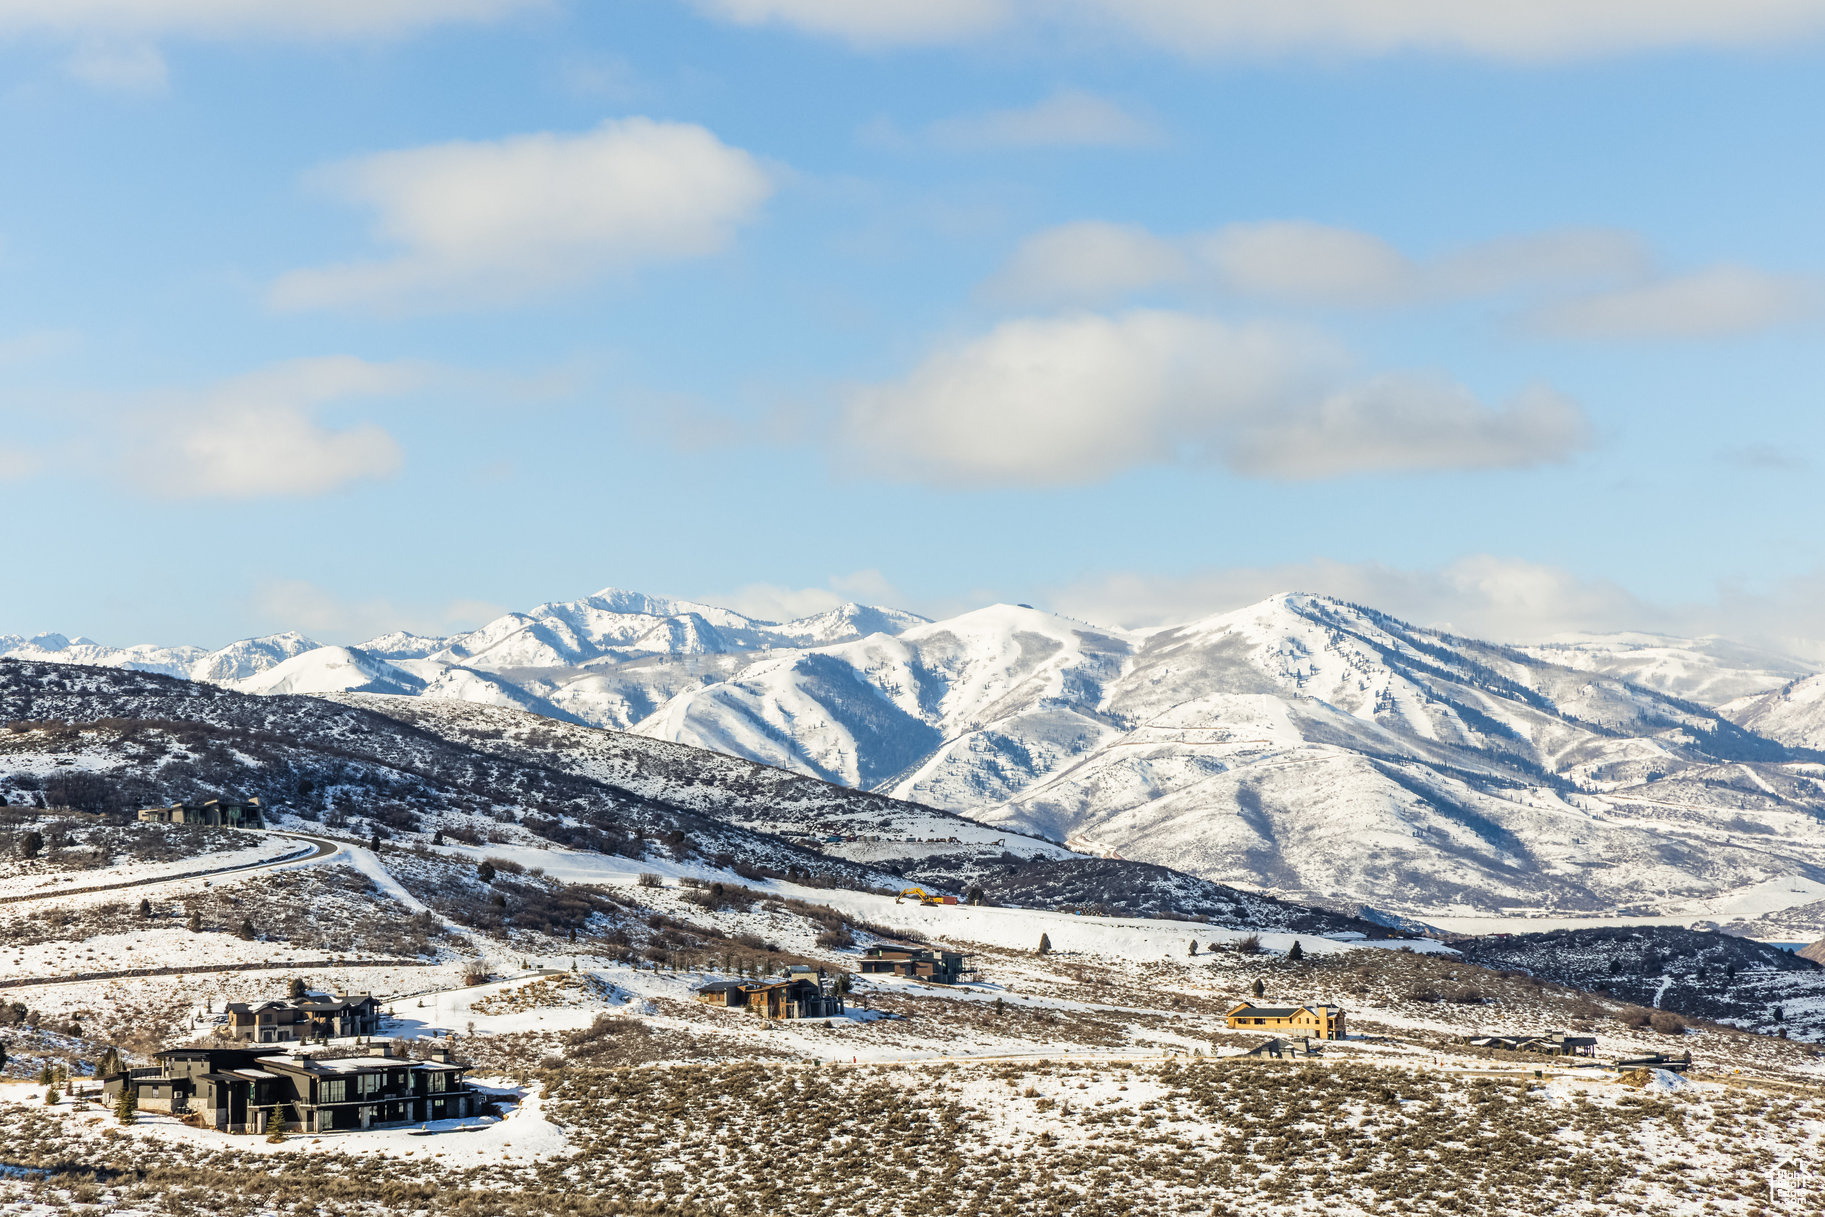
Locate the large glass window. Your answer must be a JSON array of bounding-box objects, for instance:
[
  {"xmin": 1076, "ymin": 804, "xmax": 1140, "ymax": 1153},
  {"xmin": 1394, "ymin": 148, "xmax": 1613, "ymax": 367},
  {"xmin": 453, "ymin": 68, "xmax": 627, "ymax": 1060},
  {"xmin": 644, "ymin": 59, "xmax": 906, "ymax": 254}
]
[{"xmin": 321, "ymin": 1079, "xmax": 347, "ymax": 1104}]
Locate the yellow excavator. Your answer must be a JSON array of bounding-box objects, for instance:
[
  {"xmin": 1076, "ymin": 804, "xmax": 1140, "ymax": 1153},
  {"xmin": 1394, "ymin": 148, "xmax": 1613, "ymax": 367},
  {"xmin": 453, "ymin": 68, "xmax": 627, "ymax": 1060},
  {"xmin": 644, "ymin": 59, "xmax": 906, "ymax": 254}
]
[{"xmin": 895, "ymin": 887, "xmax": 958, "ymax": 906}]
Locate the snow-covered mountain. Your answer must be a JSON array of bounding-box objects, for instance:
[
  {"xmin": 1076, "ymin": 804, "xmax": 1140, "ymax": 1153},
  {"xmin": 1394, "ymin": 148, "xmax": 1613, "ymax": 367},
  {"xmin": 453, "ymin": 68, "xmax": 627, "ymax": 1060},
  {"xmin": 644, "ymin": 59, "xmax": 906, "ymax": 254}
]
[
  {"xmin": 12, "ymin": 585, "xmax": 1825, "ymax": 926},
  {"xmin": 633, "ymin": 594, "xmax": 1825, "ymax": 923},
  {"xmin": 0, "ymin": 630, "xmax": 320, "ymax": 683},
  {"xmin": 1723, "ymin": 673, "xmax": 1825, "ymax": 750},
  {"xmin": 1518, "ymin": 632, "xmax": 1814, "ymax": 703},
  {"xmin": 0, "ymin": 589, "xmax": 928, "ymax": 725}
]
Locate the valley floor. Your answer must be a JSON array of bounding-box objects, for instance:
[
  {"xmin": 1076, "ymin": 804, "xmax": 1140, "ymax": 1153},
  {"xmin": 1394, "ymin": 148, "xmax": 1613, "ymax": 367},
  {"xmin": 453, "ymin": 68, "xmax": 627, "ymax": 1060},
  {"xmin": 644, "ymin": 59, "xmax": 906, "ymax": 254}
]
[{"xmin": 2, "ymin": 823, "xmax": 1823, "ymax": 1216}]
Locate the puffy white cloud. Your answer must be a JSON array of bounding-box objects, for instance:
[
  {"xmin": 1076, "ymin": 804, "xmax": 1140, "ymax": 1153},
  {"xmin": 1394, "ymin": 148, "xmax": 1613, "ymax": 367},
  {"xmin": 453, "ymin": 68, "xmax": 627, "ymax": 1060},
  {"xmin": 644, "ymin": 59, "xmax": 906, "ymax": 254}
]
[
  {"xmin": 1526, "ymin": 265, "xmax": 1820, "ymax": 338},
  {"xmin": 139, "ymin": 356, "xmax": 423, "ymax": 498},
  {"xmin": 984, "ymin": 221, "xmax": 1187, "ymax": 303},
  {"xmin": 686, "ymin": 0, "xmax": 1009, "ymax": 47},
  {"xmin": 251, "ymin": 578, "xmax": 503, "ymax": 642},
  {"xmin": 688, "ymin": 0, "xmax": 1825, "ymax": 59},
  {"xmin": 0, "ymin": 0, "xmax": 536, "ymax": 39},
  {"xmin": 1197, "ymin": 221, "xmax": 1413, "ymax": 306},
  {"xmin": 270, "ymin": 118, "xmax": 774, "ymax": 313},
  {"xmin": 1049, "ymin": 556, "xmax": 1825, "ymax": 661},
  {"xmin": 1048, "ymin": 555, "xmax": 1658, "ymax": 641},
  {"xmin": 927, "ymin": 90, "xmax": 1162, "ymax": 149},
  {"xmin": 715, "ymin": 570, "xmax": 908, "ymax": 621},
  {"xmin": 989, "ymin": 219, "xmax": 1647, "ymax": 307},
  {"xmin": 1224, "ymin": 376, "xmax": 1589, "ymax": 479},
  {"xmin": 841, "ymin": 309, "xmax": 1591, "ymax": 485},
  {"xmin": 1073, "ymin": 0, "xmax": 1825, "ymax": 61}
]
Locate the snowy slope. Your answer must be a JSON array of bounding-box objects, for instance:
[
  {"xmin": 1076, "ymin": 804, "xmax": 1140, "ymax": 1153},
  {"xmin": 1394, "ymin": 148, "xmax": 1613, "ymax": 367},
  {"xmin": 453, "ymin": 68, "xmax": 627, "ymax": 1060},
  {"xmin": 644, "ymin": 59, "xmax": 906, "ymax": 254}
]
[
  {"xmin": 0, "ymin": 630, "xmax": 318, "ymax": 683},
  {"xmin": 224, "ymin": 646, "xmax": 426, "ymax": 697},
  {"xmin": 1519, "ymin": 632, "xmax": 1814, "ymax": 704},
  {"xmin": 1723, "ymin": 673, "xmax": 1825, "ymax": 750},
  {"xmin": 634, "ymin": 594, "xmax": 1825, "ymax": 922},
  {"xmin": 13, "ymin": 586, "xmax": 1825, "ymax": 925}
]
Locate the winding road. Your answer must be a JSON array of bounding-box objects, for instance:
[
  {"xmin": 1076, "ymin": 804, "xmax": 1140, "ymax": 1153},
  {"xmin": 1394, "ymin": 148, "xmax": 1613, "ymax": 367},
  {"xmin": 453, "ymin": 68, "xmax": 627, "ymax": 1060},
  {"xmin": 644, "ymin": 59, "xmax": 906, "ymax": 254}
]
[{"xmin": 0, "ymin": 829, "xmax": 340, "ymax": 907}]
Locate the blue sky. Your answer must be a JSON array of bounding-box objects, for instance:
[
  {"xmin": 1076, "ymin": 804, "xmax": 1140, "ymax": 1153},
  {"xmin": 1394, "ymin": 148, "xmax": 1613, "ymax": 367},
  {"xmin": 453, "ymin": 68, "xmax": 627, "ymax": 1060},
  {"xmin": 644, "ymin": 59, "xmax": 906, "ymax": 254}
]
[{"xmin": 1, "ymin": 1, "xmax": 1822, "ymax": 650}]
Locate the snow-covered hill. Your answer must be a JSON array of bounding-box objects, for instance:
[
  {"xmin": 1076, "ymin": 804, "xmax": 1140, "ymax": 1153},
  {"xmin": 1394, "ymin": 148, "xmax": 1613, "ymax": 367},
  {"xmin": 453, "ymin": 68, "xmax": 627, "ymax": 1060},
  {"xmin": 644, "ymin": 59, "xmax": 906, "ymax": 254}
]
[
  {"xmin": 635, "ymin": 594, "xmax": 1825, "ymax": 924},
  {"xmin": 13, "ymin": 586, "xmax": 1825, "ymax": 926},
  {"xmin": 1518, "ymin": 633, "xmax": 1814, "ymax": 704},
  {"xmin": 3, "ymin": 589, "xmax": 928, "ymax": 730},
  {"xmin": 1723, "ymin": 673, "xmax": 1825, "ymax": 750}
]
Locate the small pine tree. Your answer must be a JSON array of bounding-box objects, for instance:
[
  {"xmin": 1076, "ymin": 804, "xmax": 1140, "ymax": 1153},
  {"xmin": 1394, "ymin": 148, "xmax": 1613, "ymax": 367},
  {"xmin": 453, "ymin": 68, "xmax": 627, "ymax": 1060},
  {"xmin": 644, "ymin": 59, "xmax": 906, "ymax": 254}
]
[
  {"xmin": 433, "ymin": 829, "xmax": 445, "ymax": 846},
  {"xmin": 288, "ymin": 977, "xmax": 308, "ymax": 1000},
  {"xmin": 477, "ymin": 860, "xmax": 496, "ymax": 884},
  {"xmin": 1287, "ymin": 940, "xmax": 1305, "ymax": 962},
  {"xmin": 19, "ymin": 830, "xmax": 43, "ymax": 860},
  {"xmin": 116, "ymin": 1084, "xmax": 137, "ymax": 1124},
  {"xmin": 1252, "ymin": 978, "xmax": 1266, "ymax": 999},
  {"xmin": 44, "ymin": 1086, "xmax": 57, "ymax": 1105},
  {"xmin": 1188, "ymin": 940, "xmax": 1199, "ymax": 956},
  {"xmin": 136, "ymin": 898, "xmax": 152, "ymax": 918},
  {"xmin": 237, "ymin": 918, "xmax": 257, "ymax": 941},
  {"xmin": 1037, "ymin": 933, "xmax": 1052, "ymax": 956},
  {"xmin": 186, "ymin": 911, "xmax": 203, "ymax": 933},
  {"xmin": 265, "ymin": 1104, "xmax": 288, "ymax": 1142},
  {"xmin": 37, "ymin": 1063, "xmax": 53, "ymax": 1086}
]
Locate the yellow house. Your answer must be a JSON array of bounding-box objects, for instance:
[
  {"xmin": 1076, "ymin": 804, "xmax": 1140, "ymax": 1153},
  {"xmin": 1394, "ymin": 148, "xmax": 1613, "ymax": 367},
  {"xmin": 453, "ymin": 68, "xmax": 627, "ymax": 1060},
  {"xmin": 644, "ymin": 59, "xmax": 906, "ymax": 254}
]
[{"xmin": 1225, "ymin": 1002, "xmax": 1346, "ymax": 1040}]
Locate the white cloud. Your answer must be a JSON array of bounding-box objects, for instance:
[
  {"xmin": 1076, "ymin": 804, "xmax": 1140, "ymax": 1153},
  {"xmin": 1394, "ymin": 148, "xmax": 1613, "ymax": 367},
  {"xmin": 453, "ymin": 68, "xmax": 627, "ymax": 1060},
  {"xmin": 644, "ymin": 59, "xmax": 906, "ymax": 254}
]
[
  {"xmin": 1225, "ymin": 376, "xmax": 1589, "ymax": 479},
  {"xmin": 139, "ymin": 356, "xmax": 424, "ymax": 498},
  {"xmin": 1048, "ymin": 555, "xmax": 1658, "ymax": 641},
  {"xmin": 63, "ymin": 42, "xmax": 168, "ymax": 92},
  {"xmin": 989, "ymin": 219, "xmax": 1646, "ymax": 307},
  {"xmin": 1197, "ymin": 220, "xmax": 1413, "ymax": 305},
  {"xmin": 927, "ymin": 90, "xmax": 1162, "ymax": 149},
  {"xmin": 1526, "ymin": 265, "xmax": 1820, "ymax": 338},
  {"xmin": 686, "ymin": 0, "xmax": 1009, "ymax": 47},
  {"xmin": 1048, "ymin": 556, "xmax": 1825, "ymax": 661},
  {"xmin": 0, "ymin": 0, "xmax": 536, "ymax": 39},
  {"xmin": 251, "ymin": 578, "xmax": 502, "ymax": 643},
  {"xmin": 269, "ymin": 118, "xmax": 774, "ymax": 313},
  {"xmin": 1074, "ymin": 0, "xmax": 1825, "ymax": 62},
  {"xmin": 985, "ymin": 221, "xmax": 1187, "ymax": 303},
  {"xmin": 715, "ymin": 570, "xmax": 907, "ymax": 621},
  {"xmin": 841, "ymin": 309, "xmax": 1591, "ymax": 485},
  {"xmin": 688, "ymin": 0, "xmax": 1825, "ymax": 59}
]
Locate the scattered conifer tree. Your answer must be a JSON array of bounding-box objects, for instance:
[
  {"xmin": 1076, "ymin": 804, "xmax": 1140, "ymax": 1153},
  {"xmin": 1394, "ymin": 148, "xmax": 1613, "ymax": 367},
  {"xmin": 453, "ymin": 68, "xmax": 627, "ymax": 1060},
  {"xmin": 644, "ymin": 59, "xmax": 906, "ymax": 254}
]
[
  {"xmin": 19, "ymin": 830, "xmax": 43, "ymax": 860},
  {"xmin": 137, "ymin": 898, "xmax": 152, "ymax": 918},
  {"xmin": 186, "ymin": 911, "xmax": 203, "ymax": 933},
  {"xmin": 1288, "ymin": 940, "xmax": 1305, "ymax": 962},
  {"xmin": 1252, "ymin": 978, "xmax": 1266, "ymax": 999},
  {"xmin": 477, "ymin": 860, "xmax": 497, "ymax": 884},
  {"xmin": 1037, "ymin": 933, "xmax": 1052, "ymax": 956},
  {"xmin": 237, "ymin": 918, "xmax": 256, "ymax": 941}
]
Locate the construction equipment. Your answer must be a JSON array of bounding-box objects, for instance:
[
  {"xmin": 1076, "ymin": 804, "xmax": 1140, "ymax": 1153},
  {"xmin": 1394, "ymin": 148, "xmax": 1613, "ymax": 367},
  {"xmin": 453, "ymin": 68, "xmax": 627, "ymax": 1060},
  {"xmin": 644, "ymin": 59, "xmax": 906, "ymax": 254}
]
[{"xmin": 895, "ymin": 887, "xmax": 958, "ymax": 906}]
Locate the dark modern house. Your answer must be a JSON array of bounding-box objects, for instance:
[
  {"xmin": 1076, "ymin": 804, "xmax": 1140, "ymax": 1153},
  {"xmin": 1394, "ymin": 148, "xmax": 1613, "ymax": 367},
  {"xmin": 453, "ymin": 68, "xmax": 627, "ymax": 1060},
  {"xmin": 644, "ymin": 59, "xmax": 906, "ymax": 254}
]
[
  {"xmin": 694, "ymin": 970, "xmax": 846, "ymax": 1019},
  {"xmin": 225, "ymin": 993, "xmax": 382, "ymax": 1043},
  {"xmin": 136, "ymin": 798, "xmax": 264, "ymax": 828},
  {"xmin": 105, "ymin": 1042, "xmax": 479, "ymax": 1134},
  {"xmin": 1458, "ymin": 1032, "xmax": 1599, "ymax": 1057},
  {"xmin": 858, "ymin": 945, "xmax": 967, "ymax": 984}
]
